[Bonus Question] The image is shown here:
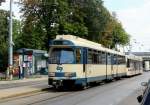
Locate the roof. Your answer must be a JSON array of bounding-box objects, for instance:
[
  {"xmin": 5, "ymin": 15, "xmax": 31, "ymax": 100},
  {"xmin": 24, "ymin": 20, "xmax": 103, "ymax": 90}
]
[
  {"xmin": 132, "ymin": 52, "xmax": 150, "ymax": 56},
  {"xmin": 126, "ymin": 54, "xmax": 143, "ymax": 61},
  {"xmin": 17, "ymin": 48, "xmax": 47, "ymax": 54},
  {"xmin": 53, "ymin": 35, "xmax": 125, "ymax": 56}
]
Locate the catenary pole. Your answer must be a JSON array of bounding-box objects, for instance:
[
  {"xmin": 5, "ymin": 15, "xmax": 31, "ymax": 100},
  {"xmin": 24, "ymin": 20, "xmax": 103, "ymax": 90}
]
[{"xmin": 8, "ymin": 0, "xmax": 13, "ymax": 79}]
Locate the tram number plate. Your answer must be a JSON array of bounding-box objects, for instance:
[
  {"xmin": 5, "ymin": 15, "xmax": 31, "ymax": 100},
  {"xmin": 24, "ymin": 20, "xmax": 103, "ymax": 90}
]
[{"xmin": 56, "ymin": 66, "xmax": 63, "ymax": 72}]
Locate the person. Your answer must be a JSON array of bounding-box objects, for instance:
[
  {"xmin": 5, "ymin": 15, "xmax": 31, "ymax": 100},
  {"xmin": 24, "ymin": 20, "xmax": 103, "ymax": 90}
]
[
  {"xmin": 9, "ymin": 66, "xmax": 13, "ymax": 80},
  {"xmin": 18, "ymin": 66, "xmax": 21, "ymax": 79}
]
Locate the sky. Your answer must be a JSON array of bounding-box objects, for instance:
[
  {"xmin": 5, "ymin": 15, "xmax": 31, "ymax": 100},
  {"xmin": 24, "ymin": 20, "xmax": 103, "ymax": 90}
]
[
  {"xmin": 0, "ymin": 0, "xmax": 150, "ymax": 52},
  {"xmin": 103, "ymin": 0, "xmax": 150, "ymax": 52},
  {"xmin": 0, "ymin": 0, "xmax": 21, "ymax": 19}
]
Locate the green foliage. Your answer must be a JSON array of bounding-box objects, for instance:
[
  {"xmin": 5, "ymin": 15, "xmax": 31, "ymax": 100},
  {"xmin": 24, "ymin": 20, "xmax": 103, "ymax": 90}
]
[
  {"xmin": 0, "ymin": 9, "xmax": 22, "ymax": 71},
  {"xmin": 19, "ymin": 0, "xmax": 129, "ymax": 50},
  {"xmin": 13, "ymin": 19, "xmax": 22, "ymax": 50},
  {"xmin": 17, "ymin": 16, "xmax": 46, "ymax": 50},
  {"xmin": 0, "ymin": 0, "xmax": 130, "ymax": 70},
  {"xmin": 0, "ymin": 10, "xmax": 9, "ymax": 70}
]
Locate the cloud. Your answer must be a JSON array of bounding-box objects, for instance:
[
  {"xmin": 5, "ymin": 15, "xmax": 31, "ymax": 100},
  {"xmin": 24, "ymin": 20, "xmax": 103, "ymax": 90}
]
[{"xmin": 115, "ymin": 0, "xmax": 150, "ymax": 51}]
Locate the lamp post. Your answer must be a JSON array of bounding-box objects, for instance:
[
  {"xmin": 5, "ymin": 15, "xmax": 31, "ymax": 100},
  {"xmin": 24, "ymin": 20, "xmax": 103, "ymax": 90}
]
[
  {"xmin": 8, "ymin": 0, "xmax": 13, "ymax": 80},
  {"xmin": 133, "ymin": 39, "xmax": 143, "ymax": 52}
]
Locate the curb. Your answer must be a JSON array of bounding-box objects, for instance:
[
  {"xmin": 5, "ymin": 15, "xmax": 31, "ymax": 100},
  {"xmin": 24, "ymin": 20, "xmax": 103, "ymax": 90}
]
[
  {"xmin": 0, "ymin": 88, "xmax": 49, "ymax": 100},
  {"xmin": 0, "ymin": 77, "xmax": 48, "ymax": 85}
]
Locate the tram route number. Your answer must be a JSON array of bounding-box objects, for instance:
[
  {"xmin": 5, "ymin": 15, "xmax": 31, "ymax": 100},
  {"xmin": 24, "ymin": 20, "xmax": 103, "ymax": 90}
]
[{"xmin": 56, "ymin": 65, "xmax": 63, "ymax": 72}]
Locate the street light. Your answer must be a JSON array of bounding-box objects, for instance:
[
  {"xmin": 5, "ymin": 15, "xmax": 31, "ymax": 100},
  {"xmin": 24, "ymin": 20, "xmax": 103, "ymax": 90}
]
[
  {"xmin": 127, "ymin": 39, "xmax": 142, "ymax": 54},
  {"xmin": 8, "ymin": 0, "xmax": 13, "ymax": 80},
  {"xmin": 133, "ymin": 39, "xmax": 143, "ymax": 52}
]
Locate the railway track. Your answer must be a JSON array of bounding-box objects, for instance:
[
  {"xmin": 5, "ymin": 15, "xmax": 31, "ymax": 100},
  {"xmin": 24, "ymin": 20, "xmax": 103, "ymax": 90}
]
[{"xmin": 0, "ymin": 74, "xmax": 144, "ymax": 105}]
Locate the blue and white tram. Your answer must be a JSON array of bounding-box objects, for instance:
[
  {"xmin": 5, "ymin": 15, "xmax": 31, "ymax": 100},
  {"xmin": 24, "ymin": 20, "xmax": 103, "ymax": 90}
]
[{"xmin": 48, "ymin": 35, "xmax": 127, "ymax": 88}]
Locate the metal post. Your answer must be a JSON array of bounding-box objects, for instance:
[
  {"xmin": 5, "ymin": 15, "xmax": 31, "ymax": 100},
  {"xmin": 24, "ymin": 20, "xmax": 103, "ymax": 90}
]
[
  {"xmin": 8, "ymin": 0, "xmax": 13, "ymax": 80},
  {"xmin": 22, "ymin": 49, "xmax": 25, "ymax": 78}
]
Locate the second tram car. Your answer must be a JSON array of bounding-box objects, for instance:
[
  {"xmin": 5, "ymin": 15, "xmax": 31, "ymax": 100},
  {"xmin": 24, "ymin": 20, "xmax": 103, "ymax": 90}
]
[
  {"xmin": 48, "ymin": 35, "xmax": 143, "ymax": 89},
  {"xmin": 126, "ymin": 55, "xmax": 143, "ymax": 76}
]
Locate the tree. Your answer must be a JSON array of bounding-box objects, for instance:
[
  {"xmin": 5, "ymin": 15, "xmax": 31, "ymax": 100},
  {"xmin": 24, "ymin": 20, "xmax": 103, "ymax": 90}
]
[
  {"xmin": 13, "ymin": 19, "xmax": 23, "ymax": 50},
  {"xmin": 0, "ymin": 9, "xmax": 22, "ymax": 71},
  {"xmin": 0, "ymin": 9, "xmax": 9, "ymax": 71},
  {"xmin": 20, "ymin": 0, "xmax": 88, "ymax": 49},
  {"xmin": 20, "ymin": 0, "xmax": 129, "ymax": 50}
]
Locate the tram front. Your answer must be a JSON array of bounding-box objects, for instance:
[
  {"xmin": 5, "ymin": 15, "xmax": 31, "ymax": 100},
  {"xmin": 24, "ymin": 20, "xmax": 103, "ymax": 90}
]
[{"xmin": 48, "ymin": 40, "xmax": 86, "ymax": 89}]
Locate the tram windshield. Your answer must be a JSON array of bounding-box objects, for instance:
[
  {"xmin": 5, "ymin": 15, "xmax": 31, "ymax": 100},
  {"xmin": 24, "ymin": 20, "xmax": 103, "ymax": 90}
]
[{"xmin": 49, "ymin": 48, "xmax": 75, "ymax": 64}]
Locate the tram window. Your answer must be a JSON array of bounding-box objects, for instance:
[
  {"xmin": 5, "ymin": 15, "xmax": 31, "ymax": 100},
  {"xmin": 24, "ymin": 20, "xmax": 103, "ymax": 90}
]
[
  {"xmin": 134, "ymin": 62, "xmax": 136, "ymax": 70},
  {"xmin": 135, "ymin": 61, "xmax": 139, "ymax": 70},
  {"xmin": 118, "ymin": 56, "xmax": 125, "ymax": 64},
  {"xmin": 101, "ymin": 52, "xmax": 106, "ymax": 64},
  {"xmin": 127, "ymin": 59, "xmax": 130, "ymax": 67},
  {"xmin": 107, "ymin": 53, "xmax": 111, "ymax": 64},
  {"xmin": 49, "ymin": 48, "xmax": 75, "ymax": 64},
  {"xmin": 118, "ymin": 56, "xmax": 120, "ymax": 64},
  {"xmin": 93, "ymin": 53, "xmax": 99, "ymax": 64},
  {"xmin": 113, "ymin": 55, "xmax": 118, "ymax": 64},
  {"xmin": 139, "ymin": 62, "xmax": 142, "ymax": 70},
  {"xmin": 88, "ymin": 50, "xmax": 92, "ymax": 64},
  {"xmin": 53, "ymin": 41, "xmax": 73, "ymax": 45},
  {"xmin": 98, "ymin": 52, "xmax": 102, "ymax": 64},
  {"xmin": 76, "ymin": 49, "xmax": 81, "ymax": 64},
  {"xmin": 130, "ymin": 61, "xmax": 134, "ymax": 70},
  {"xmin": 138, "ymin": 62, "xmax": 140, "ymax": 70}
]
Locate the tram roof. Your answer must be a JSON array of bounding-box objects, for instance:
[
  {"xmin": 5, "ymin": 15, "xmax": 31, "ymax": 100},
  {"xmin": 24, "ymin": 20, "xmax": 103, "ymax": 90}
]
[
  {"xmin": 52, "ymin": 35, "xmax": 125, "ymax": 56},
  {"xmin": 126, "ymin": 54, "xmax": 143, "ymax": 61}
]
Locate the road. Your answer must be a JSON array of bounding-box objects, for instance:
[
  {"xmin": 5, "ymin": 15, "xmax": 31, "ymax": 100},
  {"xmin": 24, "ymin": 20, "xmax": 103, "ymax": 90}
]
[{"xmin": 1, "ymin": 72, "xmax": 150, "ymax": 105}]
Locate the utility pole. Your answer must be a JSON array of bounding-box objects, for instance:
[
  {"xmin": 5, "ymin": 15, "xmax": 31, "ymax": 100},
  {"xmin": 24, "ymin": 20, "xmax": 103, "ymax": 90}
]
[{"xmin": 8, "ymin": 0, "xmax": 13, "ymax": 80}]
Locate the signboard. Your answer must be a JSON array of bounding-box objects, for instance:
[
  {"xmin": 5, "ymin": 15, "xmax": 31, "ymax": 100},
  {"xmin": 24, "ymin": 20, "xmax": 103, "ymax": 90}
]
[{"xmin": 28, "ymin": 55, "xmax": 32, "ymax": 61}]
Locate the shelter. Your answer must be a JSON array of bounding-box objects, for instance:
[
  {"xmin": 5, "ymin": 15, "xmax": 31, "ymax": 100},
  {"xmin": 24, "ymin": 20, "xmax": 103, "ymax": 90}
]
[{"xmin": 14, "ymin": 48, "xmax": 48, "ymax": 78}]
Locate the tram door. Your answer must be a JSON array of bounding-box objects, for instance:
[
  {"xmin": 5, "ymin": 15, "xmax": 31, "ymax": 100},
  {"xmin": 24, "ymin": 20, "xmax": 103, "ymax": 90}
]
[
  {"xmin": 112, "ymin": 54, "xmax": 118, "ymax": 78},
  {"xmin": 111, "ymin": 54, "xmax": 114, "ymax": 78},
  {"xmin": 83, "ymin": 48, "xmax": 87, "ymax": 83},
  {"xmin": 106, "ymin": 53, "xmax": 113, "ymax": 80}
]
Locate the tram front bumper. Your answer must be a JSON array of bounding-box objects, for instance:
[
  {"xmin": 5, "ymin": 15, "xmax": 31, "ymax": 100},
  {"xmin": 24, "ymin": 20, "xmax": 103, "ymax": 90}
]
[{"xmin": 48, "ymin": 77, "xmax": 76, "ymax": 86}]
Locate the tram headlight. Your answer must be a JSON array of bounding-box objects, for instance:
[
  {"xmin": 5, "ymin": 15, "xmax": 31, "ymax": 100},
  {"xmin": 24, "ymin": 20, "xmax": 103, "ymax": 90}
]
[{"xmin": 49, "ymin": 72, "xmax": 55, "ymax": 77}]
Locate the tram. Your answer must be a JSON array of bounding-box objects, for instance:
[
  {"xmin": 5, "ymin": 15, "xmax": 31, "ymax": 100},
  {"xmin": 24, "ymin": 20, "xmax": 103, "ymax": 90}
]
[
  {"xmin": 48, "ymin": 35, "xmax": 142, "ymax": 89},
  {"xmin": 126, "ymin": 55, "xmax": 143, "ymax": 76}
]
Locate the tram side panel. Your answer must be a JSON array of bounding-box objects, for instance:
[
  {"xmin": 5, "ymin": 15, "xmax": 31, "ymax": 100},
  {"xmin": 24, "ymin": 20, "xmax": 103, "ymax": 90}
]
[
  {"xmin": 106, "ymin": 53, "xmax": 113, "ymax": 80},
  {"xmin": 112, "ymin": 55, "xmax": 118, "ymax": 78},
  {"xmin": 85, "ymin": 50, "xmax": 107, "ymax": 83},
  {"xmin": 86, "ymin": 64, "xmax": 107, "ymax": 83},
  {"xmin": 135, "ymin": 62, "xmax": 139, "ymax": 75},
  {"xmin": 116, "ymin": 56, "xmax": 126, "ymax": 77},
  {"xmin": 126, "ymin": 59, "xmax": 136, "ymax": 76},
  {"xmin": 126, "ymin": 59, "xmax": 132, "ymax": 76},
  {"xmin": 136, "ymin": 61, "xmax": 143, "ymax": 75},
  {"xmin": 140, "ymin": 61, "xmax": 143, "ymax": 74},
  {"xmin": 117, "ymin": 64, "xmax": 126, "ymax": 77},
  {"xmin": 126, "ymin": 57, "xmax": 143, "ymax": 77}
]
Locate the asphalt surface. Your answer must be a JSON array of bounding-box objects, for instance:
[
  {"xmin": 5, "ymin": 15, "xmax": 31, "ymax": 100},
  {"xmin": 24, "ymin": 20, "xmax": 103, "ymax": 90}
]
[
  {"xmin": 0, "ymin": 80, "xmax": 48, "ymax": 89},
  {"xmin": 1, "ymin": 72, "xmax": 150, "ymax": 105}
]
